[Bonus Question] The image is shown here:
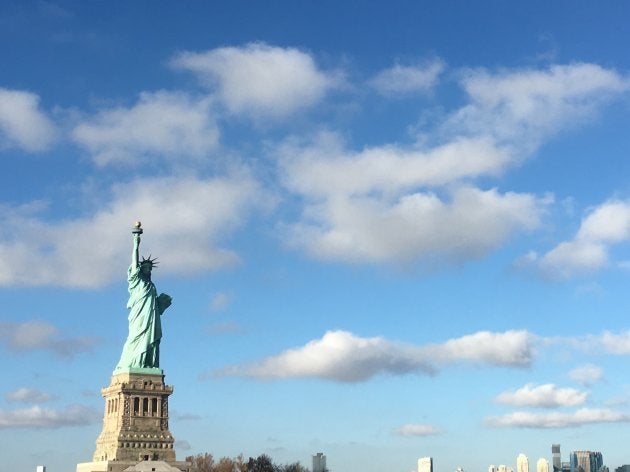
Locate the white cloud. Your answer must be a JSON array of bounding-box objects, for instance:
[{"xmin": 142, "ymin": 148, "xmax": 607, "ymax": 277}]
[
  {"xmin": 279, "ymin": 133, "xmax": 511, "ymax": 197},
  {"xmin": 285, "ymin": 185, "xmax": 545, "ymax": 266},
  {"xmin": 369, "ymin": 60, "xmax": 445, "ymax": 96},
  {"xmin": 274, "ymin": 63, "xmax": 627, "ymax": 270},
  {"xmin": 0, "ymin": 404, "xmax": 99, "ymax": 429},
  {"xmin": 0, "ymin": 321, "xmax": 96, "ymax": 358},
  {"xmin": 448, "ymin": 63, "xmax": 629, "ymax": 150},
  {"xmin": 599, "ymin": 330, "xmax": 630, "ymax": 355},
  {"xmin": 0, "ymin": 173, "xmax": 265, "ymax": 287},
  {"xmin": 495, "ymin": 383, "xmax": 587, "ymax": 408},
  {"xmin": 276, "ymin": 118, "xmax": 548, "ymax": 267},
  {"xmin": 210, "ymin": 292, "xmax": 232, "ymax": 311},
  {"xmin": 5, "ymin": 388, "xmax": 55, "ymax": 403},
  {"xmin": 542, "ymin": 330, "xmax": 630, "ymax": 357},
  {"xmin": 576, "ymin": 201, "xmax": 630, "ymax": 242},
  {"xmin": 218, "ymin": 330, "xmax": 434, "ymax": 382},
  {"xmin": 486, "ymin": 408, "xmax": 630, "ymax": 429},
  {"xmin": 0, "ymin": 87, "xmax": 57, "ymax": 151},
  {"xmin": 521, "ymin": 200, "xmax": 630, "ymax": 279},
  {"xmin": 171, "ymin": 42, "xmax": 340, "ymax": 118},
  {"xmin": 568, "ymin": 364, "xmax": 604, "ymax": 386},
  {"xmin": 394, "ymin": 423, "xmax": 442, "ymax": 437},
  {"xmin": 426, "ymin": 330, "xmax": 533, "ymax": 366},
  {"xmin": 216, "ymin": 329, "xmax": 533, "ymax": 382},
  {"xmin": 72, "ymin": 90, "xmax": 218, "ymax": 166}
]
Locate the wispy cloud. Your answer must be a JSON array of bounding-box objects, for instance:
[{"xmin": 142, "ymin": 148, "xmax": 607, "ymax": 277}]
[
  {"xmin": 278, "ymin": 132, "xmax": 546, "ymax": 266},
  {"xmin": 216, "ymin": 329, "xmax": 533, "ymax": 382},
  {"xmin": 542, "ymin": 330, "xmax": 630, "ymax": 357},
  {"xmin": 275, "ymin": 68, "xmax": 628, "ymax": 271},
  {"xmin": 72, "ymin": 90, "xmax": 218, "ymax": 166},
  {"xmin": 210, "ymin": 292, "xmax": 232, "ymax": 311},
  {"xmin": 0, "ymin": 321, "xmax": 97, "ymax": 358},
  {"xmin": 369, "ymin": 59, "xmax": 445, "ymax": 96},
  {"xmin": 394, "ymin": 423, "xmax": 442, "ymax": 437},
  {"xmin": 519, "ymin": 200, "xmax": 630, "ymax": 279},
  {"xmin": 0, "ymin": 173, "xmax": 266, "ymax": 287},
  {"xmin": 174, "ymin": 440, "xmax": 192, "ymax": 451},
  {"xmin": 0, "ymin": 404, "xmax": 99, "ymax": 429},
  {"xmin": 279, "ymin": 133, "xmax": 511, "ymax": 197},
  {"xmin": 5, "ymin": 388, "xmax": 55, "ymax": 403},
  {"xmin": 495, "ymin": 383, "xmax": 587, "ymax": 408},
  {"xmin": 172, "ymin": 412, "xmax": 202, "ymax": 421},
  {"xmin": 0, "ymin": 87, "xmax": 57, "ymax": 151},
  {"xmin": 171, "ymin": 42, "xmax": 342, "ymax": 119},
  {"xmin": 486, "ymin": 408, "xmax": 630, "ymax": 429},
  {"xmin": 596, "ymin": 330, "xmax": 630, "ymax": 355},
  {"xmin": 207, "ymin": 322, "xmax": 244, "ymax": 335},
  {"xmin": 568, "ymin": 364, "xmax": 604, "ymax": 387},
  {"xmin": 447, "ymin": 63, "xmax": 629, "ymax": 151}
]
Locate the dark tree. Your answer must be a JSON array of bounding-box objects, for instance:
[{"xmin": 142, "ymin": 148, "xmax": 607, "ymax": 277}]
[
  {"xmin": 246, "ymin": 454, "xmax": 278, "ymax": 472},
  {"xmin": 185, "ymin": 452, "xmax": 306, "ymax": 472}
]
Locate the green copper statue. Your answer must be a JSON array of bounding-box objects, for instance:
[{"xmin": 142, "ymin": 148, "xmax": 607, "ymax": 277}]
[{"xmin": 115, "ymin": 222, "xmax": 172, "ymax": 371}]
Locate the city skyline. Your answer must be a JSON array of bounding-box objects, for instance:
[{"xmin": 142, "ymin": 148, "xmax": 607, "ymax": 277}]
[{"xmin": 2, "ymin": 2, "xmax": 630, "ymax": 472}]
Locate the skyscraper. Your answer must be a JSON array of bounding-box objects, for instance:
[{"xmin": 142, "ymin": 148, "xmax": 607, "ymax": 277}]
[
  {"xmin": 570, "ymin": 451, "xmax": 603, "ymax": 472},
  {"xmin": 538, "ymin": 458, "xmax": 550, "ymax": 472},
  {"xmin": 552, "ymin": 445, "xmax": 561, "ymax": 472},
  {"xmin": 518, "ymin": 454, "xmax": 530, "ymax": 472},
  {"xmin": 313, "ymin": 452, "xmax": 327, "ymax": 472},
  {"xmin": 419, "ymin": 457, "xmax": 433, "ymax": 472}
]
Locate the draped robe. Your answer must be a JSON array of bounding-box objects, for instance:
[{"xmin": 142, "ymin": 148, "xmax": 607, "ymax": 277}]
[{"xmin": 116, "ymin": 264, "xmax": 166, "ymax": 369}]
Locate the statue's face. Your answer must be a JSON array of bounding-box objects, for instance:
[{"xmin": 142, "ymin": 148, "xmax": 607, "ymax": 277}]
[{"xmin": 140, "ymin": 263, "xmax": 152, "ymax": 276}]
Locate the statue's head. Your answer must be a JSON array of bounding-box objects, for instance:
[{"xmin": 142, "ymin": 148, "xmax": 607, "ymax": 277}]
[{"xmin": 140, "ymin": 256, "xmax": 158, "ymax": 276}]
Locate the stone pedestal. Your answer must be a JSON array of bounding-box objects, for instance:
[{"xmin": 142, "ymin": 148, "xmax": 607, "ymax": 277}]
[
  {"xmin": 77, "ymin": 369, "xmax": 190, "ymax": 472},
  {"xmin": 76, "ymin": 459, "xmax": 191, "ymax": 472}
]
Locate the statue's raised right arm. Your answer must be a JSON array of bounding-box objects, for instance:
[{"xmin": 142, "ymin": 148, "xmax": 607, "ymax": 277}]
[
  {"xmin": 132, "ymin": 233, "xmax": 140, "ymax": 270},
  {"xmin": 131, "ymin": 221, "xmax": 142, "ymax": 270}
]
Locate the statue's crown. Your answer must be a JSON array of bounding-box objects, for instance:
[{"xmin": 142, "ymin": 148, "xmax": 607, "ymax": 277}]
[{"xmin": 140, "ymin": 255, "xmax": 158, "ymax": 268}]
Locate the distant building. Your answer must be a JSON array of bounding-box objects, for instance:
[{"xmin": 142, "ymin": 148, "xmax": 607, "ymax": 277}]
[
  {"xmin": 570, "ymin": 451, "xmax": 603, "ymax": 472},
  {"xmin": 419, "ymin": 457, "xmax": 433, "ymax": 472},
  {"xmin": 489, "ymin": 464, "xmax": 496, "ymax": 472},
  {"xmin": 538, "ymin": 458, "xmax": 550, "ymax": 472},
  {"xmin": 313, "ymin": 452, "xmax": 327, "ymax": 472},
  {"xmin": 552, "ymin": 445, "xmax": 561, "ymax": 472},
  {"xmin": 518, "ymin": 454, "xmax": 530, "ymax": 472},
  {"xmin": 36, "ymin": 467, "xmax": 46, "ymax": 472},
  {"xmin": 455, "ymin": 467, "xmax": 464, "ymax": 472},
  {"xmin": 615, "ymin": 466, "xmax": 630, "ymax": 472}
]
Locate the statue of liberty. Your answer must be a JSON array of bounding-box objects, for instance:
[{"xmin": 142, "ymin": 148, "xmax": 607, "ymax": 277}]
[{"xmin": 116, "ymin": 222, "xmax": 172, "ymax": 371}]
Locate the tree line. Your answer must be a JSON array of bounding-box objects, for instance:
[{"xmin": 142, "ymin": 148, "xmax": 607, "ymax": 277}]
[{"xmin": 185, "ymin": 452, "xmax": 310, "ymax": 472}]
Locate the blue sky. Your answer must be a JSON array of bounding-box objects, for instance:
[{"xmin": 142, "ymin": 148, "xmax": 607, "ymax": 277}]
[{"xmin": 2, "ymin": 2, "xmax": 630, "ymax": 472}]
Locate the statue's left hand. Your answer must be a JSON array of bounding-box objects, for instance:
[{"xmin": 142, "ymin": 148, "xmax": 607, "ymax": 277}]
[{"xmin": 158, "ymin": 293, "xmax": 172, "ymax": 311}]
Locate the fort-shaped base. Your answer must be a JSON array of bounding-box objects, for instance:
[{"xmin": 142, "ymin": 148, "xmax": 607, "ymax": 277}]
[{"xmin": 90, "ymin": 371, "xmax": 177, "ymax": 464}]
